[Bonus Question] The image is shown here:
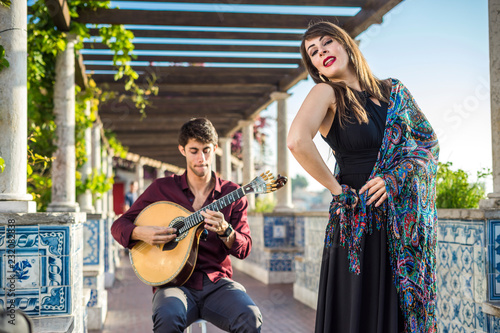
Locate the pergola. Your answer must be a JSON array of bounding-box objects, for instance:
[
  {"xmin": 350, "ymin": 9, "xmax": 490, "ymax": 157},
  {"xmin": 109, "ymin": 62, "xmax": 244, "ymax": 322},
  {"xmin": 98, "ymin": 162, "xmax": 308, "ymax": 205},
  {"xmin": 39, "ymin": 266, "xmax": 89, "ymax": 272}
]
[{"xmin": 68, "ymin": 0, "xmax": 402, "ymax": 168}]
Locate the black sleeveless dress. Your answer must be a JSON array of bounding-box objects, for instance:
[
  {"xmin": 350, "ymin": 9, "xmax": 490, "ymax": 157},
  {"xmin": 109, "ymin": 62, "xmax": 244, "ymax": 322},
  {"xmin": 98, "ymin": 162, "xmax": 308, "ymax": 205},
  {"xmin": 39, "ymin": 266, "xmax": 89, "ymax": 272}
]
[{"xmin": 316, "ymin": 94, "xmax": 404, "ymax": 333}]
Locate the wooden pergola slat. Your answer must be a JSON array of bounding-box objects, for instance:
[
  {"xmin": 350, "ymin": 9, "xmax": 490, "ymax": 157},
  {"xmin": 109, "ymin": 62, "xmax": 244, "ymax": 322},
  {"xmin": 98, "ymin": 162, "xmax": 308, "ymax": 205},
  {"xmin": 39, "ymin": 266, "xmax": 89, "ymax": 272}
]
[
  {"xmin": 83, "ymin": 42, "xmax": 299, "ymax": 54},
  {"xmin": 76, "ymin": 9, "xmax": 350, "ymax": 29},
  {"xmin": 88, "ymin": 29, "xmax": 304, "ymax": 41}
]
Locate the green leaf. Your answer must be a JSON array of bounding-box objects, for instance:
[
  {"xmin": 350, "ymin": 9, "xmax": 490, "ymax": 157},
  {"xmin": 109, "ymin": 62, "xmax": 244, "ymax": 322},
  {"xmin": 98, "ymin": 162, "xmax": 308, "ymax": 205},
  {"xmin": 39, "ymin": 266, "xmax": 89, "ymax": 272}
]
[{"xmin": 0, "ymin": 0, "xmax": 11, "ymax": 8}]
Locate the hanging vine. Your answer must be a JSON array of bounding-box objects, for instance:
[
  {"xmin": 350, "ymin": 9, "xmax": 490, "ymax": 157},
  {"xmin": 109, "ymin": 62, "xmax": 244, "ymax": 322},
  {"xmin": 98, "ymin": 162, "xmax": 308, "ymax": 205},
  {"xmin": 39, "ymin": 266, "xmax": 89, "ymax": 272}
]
[{"xmin": 27, "ymin": 0, "xmax": 157, "ymax": 211}]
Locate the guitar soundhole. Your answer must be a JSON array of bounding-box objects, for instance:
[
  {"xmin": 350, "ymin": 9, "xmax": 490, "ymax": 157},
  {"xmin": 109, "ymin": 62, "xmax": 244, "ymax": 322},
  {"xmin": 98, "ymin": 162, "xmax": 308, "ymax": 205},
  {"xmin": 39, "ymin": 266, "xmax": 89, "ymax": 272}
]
[{"xmin": 170, "ymin": 218, "xmax": 187, "ymax": 242}]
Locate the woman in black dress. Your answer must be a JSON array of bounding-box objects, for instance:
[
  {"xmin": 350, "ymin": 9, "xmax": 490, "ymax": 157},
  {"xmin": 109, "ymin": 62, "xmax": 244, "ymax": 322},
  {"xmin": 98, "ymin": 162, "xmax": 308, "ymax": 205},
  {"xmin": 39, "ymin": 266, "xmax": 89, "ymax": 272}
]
[{"xmin": 287, "ymin": 22, "xmax": 439, "ymax": 333}]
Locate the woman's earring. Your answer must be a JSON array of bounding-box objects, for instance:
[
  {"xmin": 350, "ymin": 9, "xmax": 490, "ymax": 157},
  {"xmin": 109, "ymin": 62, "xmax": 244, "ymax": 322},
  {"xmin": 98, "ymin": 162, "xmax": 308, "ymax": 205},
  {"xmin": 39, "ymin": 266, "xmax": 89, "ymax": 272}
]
[{"xmin": 319, "ymin": 73, "xmax": 329, "ymax": 82}]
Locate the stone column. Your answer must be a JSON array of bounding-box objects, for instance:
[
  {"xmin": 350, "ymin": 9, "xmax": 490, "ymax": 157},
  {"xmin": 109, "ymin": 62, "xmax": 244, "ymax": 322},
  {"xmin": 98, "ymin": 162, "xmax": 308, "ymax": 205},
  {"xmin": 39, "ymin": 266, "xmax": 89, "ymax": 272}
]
[
  {"xmin": 106, "ymin": 152, "xmax": 114, "ymax": 217},
  {"xmin": 271, "ymin": 92, "xmax": 294, "ymax": 212},
  {"xmin": 236, "ymin": 165, "xmax": 243, "ymax": 185},
  {"xmin": 220, "ymin": 137, "xmax": 232, "ymax": 181},
  {"xmin": 212, "ymin": 152, "xmax": 217, "ymax": 174},
  {"xmin": 136, "ymin": 160, "xmax": 144, "ymax": 194},
  {"xmin": 101, "ymin": 149, "xmax": 109, "ymax": 215},
  {"xmin": 92, "ymin": 123, "xmax": 102, "ymax": 213},
  {"xmin": 77, "ymin": 101, "xmax": 94, "ymax": 212},
  {"xmin": 47, "ymin": 35, "xmax": 79, "ymax": 212},
  {"xmin": 239, "ymin": 120, "xmax": 255, "ymax": 210},
  {"xmin": 481, "ymin": 0, "xmax": 500, "ymax": 209},
  {"xmin": 0, "ymin": 1, "xmax": 36, "ymax": 212}
]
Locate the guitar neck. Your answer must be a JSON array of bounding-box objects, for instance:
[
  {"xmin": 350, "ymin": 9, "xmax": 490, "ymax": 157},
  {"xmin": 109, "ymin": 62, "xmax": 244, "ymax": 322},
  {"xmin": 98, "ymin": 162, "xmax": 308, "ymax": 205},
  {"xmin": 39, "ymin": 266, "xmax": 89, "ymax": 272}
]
[{"xmin": 178, "ymin": 187, "xmax": 248, "ymax": 234}]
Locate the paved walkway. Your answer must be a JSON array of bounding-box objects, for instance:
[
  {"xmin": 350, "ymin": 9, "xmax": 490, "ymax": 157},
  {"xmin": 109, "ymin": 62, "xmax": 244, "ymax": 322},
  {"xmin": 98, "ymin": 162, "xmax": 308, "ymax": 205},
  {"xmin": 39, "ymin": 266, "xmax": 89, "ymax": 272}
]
[{"xmin": 90, "ymin": 252, "xmax": 316, "ymax": 333}]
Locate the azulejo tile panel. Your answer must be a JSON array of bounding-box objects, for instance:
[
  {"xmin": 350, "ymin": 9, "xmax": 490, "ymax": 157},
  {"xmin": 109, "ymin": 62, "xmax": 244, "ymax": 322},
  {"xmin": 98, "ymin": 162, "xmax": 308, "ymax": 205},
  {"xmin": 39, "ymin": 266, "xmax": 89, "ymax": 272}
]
[
  {"xmin": 83, "ymin": 219, "xmax": 101, "ymax": 265},
  {"xmin": 263, "ymin": 216, "xmax": 295, "ymax": 248},
  {"xmin": 0, "ymin": 223, "xmax": 80, "ymax": 317},
  {"xmin": 487, "ymin": 220, "xmax": 500, "ymax": 300}
]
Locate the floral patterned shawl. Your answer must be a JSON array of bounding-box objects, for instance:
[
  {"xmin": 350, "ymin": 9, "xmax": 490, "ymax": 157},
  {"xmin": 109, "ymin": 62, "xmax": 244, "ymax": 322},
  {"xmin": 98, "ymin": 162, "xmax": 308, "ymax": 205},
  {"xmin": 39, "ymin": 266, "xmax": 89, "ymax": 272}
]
[{"xmin": 326, "ymin": 79, "xmax": 439, "ymax": 332}]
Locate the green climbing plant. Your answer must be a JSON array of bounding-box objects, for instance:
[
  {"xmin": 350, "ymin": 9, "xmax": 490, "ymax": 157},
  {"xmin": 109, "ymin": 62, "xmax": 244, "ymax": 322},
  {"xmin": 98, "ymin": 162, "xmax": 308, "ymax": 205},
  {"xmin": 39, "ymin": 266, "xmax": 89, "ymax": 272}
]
[
  {"xmin": 0, "ymin": 44, "xmax": 9, "ymax": 72},
  {"xmin": 27, "ymin": 0, "xmax": 155, "ymax": 211}
]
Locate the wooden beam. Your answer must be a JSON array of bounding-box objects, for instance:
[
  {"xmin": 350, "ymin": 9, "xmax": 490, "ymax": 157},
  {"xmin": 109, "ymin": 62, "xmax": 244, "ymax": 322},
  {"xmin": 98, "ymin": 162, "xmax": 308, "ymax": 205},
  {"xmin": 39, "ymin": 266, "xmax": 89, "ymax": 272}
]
[
  {"xmin": 342, "ymin": 0, "xmax": 403, "ymax": 37},
  {"xmin": 278, "ymin": 66, "xmax": 309, "ymax": 91},
  {"xmin": 91, "ymin": 66, "xmax": 295, "ymax": 76},
  {"xmin": 83, "ymin": 42, "xmax": 299, "ymax": 54},
  {"xmin": 44, "ymin": 0, "xmax": 70, "ymax": 31},
  {"xmin": 88, "ymin": 29, "xmax": 303, "ymax": 41},
  {"xmin": 92, "ymin": 73, "xmax": 281, "ymax": 85},
  {"xmin": 83, "ymin": 54, "xmax": 301, "ymax": 64},
  {"xmin": 114, "ymin": 0, "xmax": 368, "ymax": 6},
  {"xmin": 76, "ymin": 9, "xmax": 349, "ymax": 29},
  {"xmin": 98, "ymin": 82, "xmax": 276, "ymax": 94}
]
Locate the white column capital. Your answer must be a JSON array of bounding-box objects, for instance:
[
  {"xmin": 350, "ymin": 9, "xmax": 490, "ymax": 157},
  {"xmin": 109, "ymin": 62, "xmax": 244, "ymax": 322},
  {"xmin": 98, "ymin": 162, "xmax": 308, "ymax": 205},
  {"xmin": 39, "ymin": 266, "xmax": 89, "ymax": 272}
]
[{"xmin": 270, "ymin": 91, "xmax": 291, "ymax": 101}]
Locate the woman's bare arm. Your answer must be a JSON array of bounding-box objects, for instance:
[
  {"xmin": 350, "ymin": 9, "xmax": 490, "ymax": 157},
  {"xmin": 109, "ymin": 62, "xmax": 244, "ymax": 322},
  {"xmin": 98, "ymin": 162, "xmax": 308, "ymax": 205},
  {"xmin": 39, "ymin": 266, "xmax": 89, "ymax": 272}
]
[{"xmin": 287, "ymin": 83, "xmax": 342, "ymax": 195}]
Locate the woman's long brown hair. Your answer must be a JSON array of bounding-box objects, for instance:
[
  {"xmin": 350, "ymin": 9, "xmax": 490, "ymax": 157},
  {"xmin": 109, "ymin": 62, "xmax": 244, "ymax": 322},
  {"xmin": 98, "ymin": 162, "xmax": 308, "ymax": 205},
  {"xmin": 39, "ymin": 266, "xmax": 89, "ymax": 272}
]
[{"xmin": 300, "ymin": 21, "xmax": 391, "ymax": 127}]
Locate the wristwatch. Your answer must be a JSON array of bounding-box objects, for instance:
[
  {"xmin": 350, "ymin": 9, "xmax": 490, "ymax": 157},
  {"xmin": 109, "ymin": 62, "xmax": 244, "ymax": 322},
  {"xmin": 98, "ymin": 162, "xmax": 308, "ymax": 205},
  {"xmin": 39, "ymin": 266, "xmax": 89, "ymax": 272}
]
[{"xmin": 218, "ymin": 224, "xmax": 233, "ymax": 239}]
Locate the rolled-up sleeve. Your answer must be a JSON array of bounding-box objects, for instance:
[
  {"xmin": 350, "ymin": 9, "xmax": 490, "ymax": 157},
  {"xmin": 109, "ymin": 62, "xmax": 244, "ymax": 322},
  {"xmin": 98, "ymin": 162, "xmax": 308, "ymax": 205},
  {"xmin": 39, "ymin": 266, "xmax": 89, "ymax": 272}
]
[{"xmin": 111, "ymin": 180, "xmax": 159, "ymax": 249}]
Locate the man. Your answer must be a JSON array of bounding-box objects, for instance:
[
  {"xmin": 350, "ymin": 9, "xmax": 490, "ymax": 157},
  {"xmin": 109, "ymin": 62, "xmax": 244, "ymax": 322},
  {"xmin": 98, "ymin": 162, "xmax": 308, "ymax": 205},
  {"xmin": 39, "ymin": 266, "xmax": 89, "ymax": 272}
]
[
  {"xmin": 123, "ymin": 180, "xmax": 138, "ymax": 212},
  {"xmin": 111, "ymin": 118, "xmax": 262, "ymax": 333}
]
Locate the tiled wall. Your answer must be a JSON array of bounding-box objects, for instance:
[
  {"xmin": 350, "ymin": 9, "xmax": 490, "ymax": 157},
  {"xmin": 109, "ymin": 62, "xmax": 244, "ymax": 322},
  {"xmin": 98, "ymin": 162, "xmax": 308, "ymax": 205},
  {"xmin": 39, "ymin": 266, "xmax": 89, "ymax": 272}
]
[
  {"xmin": 291, "ymin": 210, "xmax": 500, "ymax": 332},
  {"xmin": 0, "ymin": 213, "xmax": 86, "ymax": 333},
  {"xmin": 437, "ymin": 219, "xmax": 488, "ymax": 332},
  {"xmin": 234, "ymin": 213, "xmax": 304, "ymax": 284}
]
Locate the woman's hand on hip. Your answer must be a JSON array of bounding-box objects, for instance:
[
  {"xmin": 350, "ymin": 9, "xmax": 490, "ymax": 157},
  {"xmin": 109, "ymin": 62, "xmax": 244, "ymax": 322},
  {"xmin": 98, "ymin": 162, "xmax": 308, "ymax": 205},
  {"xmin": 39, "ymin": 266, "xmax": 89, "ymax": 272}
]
[{"xmin": 359, "ymin": 177, "xmax": 387, "ymax": 207}]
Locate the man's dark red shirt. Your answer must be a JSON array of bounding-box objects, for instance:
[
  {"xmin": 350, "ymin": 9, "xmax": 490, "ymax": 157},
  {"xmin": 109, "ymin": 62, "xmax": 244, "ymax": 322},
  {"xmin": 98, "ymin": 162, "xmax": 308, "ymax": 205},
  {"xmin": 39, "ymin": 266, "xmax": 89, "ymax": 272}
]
[{"xmin": 111, "ymin": 172, "xmax": 252, "ymax": 290}]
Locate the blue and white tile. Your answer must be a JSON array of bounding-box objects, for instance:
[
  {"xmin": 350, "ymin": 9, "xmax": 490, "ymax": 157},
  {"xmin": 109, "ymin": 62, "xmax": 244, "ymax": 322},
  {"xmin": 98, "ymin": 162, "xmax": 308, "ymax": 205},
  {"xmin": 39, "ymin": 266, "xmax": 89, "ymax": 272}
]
[
  {"xmin": 39, "ymin": 225, "xmax": 70, "ymax": 256},
  {"xmin": 268, "ymin": 259, "xmax": 292, "ymax": 272},
  {"xmin": 460, "ymin": 298, "xmax": 476, "ymax": 329},
  {"xmin": 13, "ymin": 255, "xmax": 39, "ymax": 289},
  {"xmin": 40, "ymin": 286, "xmax": 71, "ymax": 315},
  {"xmin": 87, "ymin": 289, "xmax": 98, "ymax": 307},
  {"xmin": 474, "ymin": 303, "xmax": 488, "ymax": 332},
  {"xmin": 439, "ymin": 221, "xmax": 485, "ymax": 246},
  {"xmin": 14, "ymin": 226, "xmax": 39, "ymax": 255},
  {"xmin": 83, "ymin": 276, "xmax": 97, "ymax": 289},
  {"xmin": 490, "ymin": 314, "xmax": 500, "ymax": 333},
  {"xmin": 0, "ymin": 225, "xmax": 5, "ymax": 250},
  {"xmin": 40, "ymin": 256, "xmax": 70, "ymax": 287},
  {"xmin": 8, "ymin": 288, "xmax": 39, "ymax": 316},
  {"xmin": 0, "ymin": 289, "xmax": 4, "ymax": 310},
  {"xmin": 437, "ymin": 293, "xmax": 452, "ymax": 321},
  {"xmin": 83, "ymin": 219, "xmax": 101, "ymax": 265},
  {"xmin": 437, "ymin": 269, "xmax": 451, "ymax": 297}
]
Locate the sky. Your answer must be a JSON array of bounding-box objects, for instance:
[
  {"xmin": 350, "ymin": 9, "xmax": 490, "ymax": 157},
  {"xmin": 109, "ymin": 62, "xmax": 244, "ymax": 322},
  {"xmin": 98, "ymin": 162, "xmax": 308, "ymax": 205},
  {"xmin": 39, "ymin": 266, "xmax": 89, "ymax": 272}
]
[{"xmin": 260, "ymin": 0, "xmax": 491, "ymax": 192}]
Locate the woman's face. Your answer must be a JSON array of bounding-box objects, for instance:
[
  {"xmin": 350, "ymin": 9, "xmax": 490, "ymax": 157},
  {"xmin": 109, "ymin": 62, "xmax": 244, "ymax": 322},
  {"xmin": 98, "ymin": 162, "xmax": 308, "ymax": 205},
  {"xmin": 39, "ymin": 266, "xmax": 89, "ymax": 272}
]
[{"xmin": 304, "ymin": 35, "xmax": 353, "ymax": 81}]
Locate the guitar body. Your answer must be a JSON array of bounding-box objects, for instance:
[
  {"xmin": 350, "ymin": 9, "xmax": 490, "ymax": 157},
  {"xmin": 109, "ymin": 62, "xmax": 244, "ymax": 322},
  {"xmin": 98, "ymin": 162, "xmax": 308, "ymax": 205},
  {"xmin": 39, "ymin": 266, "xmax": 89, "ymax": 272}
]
[{"xmin": 130, "ymin": 201, "xmax": 203, "ymax": 287}]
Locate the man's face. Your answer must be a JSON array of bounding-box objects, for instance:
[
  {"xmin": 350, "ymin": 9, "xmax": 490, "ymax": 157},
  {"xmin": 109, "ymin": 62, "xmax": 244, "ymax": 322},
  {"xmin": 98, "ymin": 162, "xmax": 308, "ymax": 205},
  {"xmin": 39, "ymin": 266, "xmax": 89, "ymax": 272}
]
[{"xmin": 179, "ymin": 139, "xmax": 216, "ymax": 178}]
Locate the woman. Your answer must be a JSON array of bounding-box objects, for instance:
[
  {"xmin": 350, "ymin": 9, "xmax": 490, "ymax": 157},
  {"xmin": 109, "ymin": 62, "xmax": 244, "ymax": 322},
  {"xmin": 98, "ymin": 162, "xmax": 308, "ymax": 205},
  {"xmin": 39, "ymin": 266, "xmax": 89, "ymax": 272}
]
[{"xmin": 287, "ymin": 22, "xmax": 439, "ymax": 333}]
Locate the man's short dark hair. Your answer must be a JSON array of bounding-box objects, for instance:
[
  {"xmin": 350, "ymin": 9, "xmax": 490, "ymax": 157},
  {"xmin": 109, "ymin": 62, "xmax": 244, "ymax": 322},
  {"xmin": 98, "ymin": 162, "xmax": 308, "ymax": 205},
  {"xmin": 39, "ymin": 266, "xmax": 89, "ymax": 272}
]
[{"xmin": 178, "ymin": 118, "xmax": 218, "ymax": 147}]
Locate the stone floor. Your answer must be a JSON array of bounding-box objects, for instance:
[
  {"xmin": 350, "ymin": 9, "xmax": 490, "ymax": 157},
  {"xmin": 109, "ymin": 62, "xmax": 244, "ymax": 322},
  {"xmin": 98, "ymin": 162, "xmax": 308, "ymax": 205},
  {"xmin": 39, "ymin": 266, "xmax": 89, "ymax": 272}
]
[{"xmin": 90, "ymin": 252, "xmax": 316, "ymax": 333}]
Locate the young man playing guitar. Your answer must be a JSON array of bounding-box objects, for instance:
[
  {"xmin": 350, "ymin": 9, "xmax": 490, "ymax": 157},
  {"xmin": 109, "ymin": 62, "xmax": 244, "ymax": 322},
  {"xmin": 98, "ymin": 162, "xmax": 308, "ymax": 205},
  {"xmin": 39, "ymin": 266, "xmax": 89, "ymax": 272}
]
[{"xmin": 111, "ymin": 118, "xmax": 262, "ymax": 333}]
